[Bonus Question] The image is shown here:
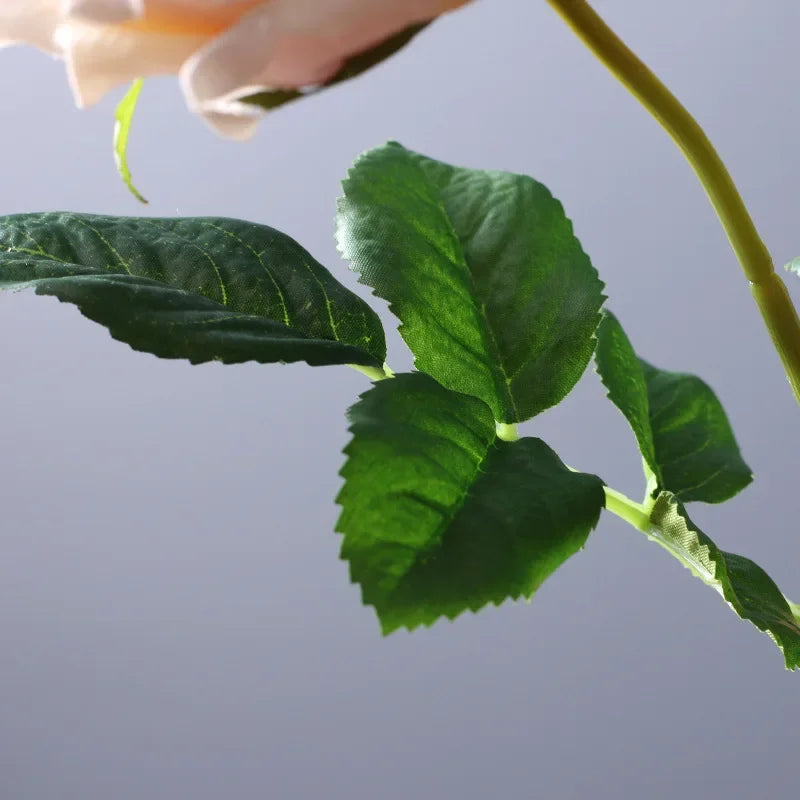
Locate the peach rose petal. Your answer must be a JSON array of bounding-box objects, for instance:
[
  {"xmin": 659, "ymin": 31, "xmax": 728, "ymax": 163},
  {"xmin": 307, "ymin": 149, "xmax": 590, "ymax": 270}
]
[
  {"xmin": 1, "ymin": 0, "xmax": 471, "ymax": 137},
  {"xmin": 0, "ymin": 1, "xmax": 63, "ymax": 54},
  {"xmin": 67, "ymin": 0, "xmax": 144, "ymax": 25},
  {"xmin": 182, "ymin": 0, "xmax": 470, "ymax": 137},
  {"xmin": 201, "ymin": 108, "xmax": 263, "ymax": 141},
  {"xmin": 61, "ymin": 21, "xmax": 207, "ymax": 107}
]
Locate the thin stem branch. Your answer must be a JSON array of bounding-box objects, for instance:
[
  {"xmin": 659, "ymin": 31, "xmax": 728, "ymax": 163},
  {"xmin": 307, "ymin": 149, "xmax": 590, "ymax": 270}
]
[
  {"xmin": 547, "ymin": 0, "xmax": 800, "ymax": 404},
  {"xmin": 348, "ymin": 363, "xmax": 393, "ymax": 381},
  {"xmin": 603, "ymin": 485, "xmax": 651, "ymax": 532},
  {"xmin": 495, "ymin": 422, "xmax": 520, "ymax": 442}
]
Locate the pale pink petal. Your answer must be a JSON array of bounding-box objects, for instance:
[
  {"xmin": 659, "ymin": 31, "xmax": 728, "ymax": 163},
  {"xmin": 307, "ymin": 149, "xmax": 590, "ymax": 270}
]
[
  {"xmin": 60, "ymin": 21, "xmax": 207, "ymax": 106},
  {"xmin": 0, "ymin": 1, "xmax": 62, "ymax": 53},
  {"xmin": 144, "ymin": 1, "xmax": 261, "ymax": 12},
  {"xmin": 182, "ymin": 0, "xmax": 468, "ymax": 136},
  {"xmin": 3, "ymin": 0, "xmax": 471, "ymax": 135},
  {"xmin": 202, "ymin": 108, "xmax": 261, "ymax": 140},
  {"xmin": 63, "ymin": 0, "xmax": 263, "ymax": 106},
  {"xmin": 119, "ymin": 1, "xmax": 263, "ymax": 34},
  {"xmin": 66, "ymin": 0, "xmax": 145, "ymax": 25}
]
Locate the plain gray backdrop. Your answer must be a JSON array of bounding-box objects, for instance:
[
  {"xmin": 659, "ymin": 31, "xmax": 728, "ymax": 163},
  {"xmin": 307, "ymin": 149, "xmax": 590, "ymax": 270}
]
[{"xmin": 1, "ymin": 1, "xmax": 798, "ymax": 798}]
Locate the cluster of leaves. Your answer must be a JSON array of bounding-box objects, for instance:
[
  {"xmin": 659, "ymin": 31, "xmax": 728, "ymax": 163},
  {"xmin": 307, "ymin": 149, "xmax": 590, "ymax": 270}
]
[{"xmin": 1, "ymin": 143, "xmax": 798, "ymax": 667}]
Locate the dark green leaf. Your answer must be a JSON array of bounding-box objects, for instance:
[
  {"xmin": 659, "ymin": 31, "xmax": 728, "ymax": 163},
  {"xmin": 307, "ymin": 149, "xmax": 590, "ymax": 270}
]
[
  {"xmin": 336, "ymin": 372, "xmax": 606, "ymax": 633},
  {"xmin": 0, "ymin": 212, "xmax": 385, "ymax": 368},
  {"xmin": 648, "ymin": 493, "xmax": 800, "ymax": 669},
  {"xmin": 595, "ymin": 311, "xmax": 751, "ymax": 503},
  {"xmin": 337, "ymin": 142, "xmax": 605, "ymax": 423},
  {"xmin": 243, "ymin": 24, "xmax": 429, "ymax": 112}
]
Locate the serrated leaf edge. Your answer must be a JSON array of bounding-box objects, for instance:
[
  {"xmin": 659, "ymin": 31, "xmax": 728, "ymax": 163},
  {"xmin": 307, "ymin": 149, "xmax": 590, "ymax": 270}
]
[
  {"xmin": 649, "ymin": 492, "xmax": 800, "ymax": 670},
  {"xmin": 334, "ymin": 379, "xmax": 605, "ymax": 634},
  {"xmin": 592, "ymin": 310, "xmax": 660, "ymax": 490},
  {"xmin": 33, "ymin": 275, "xmax": 381, "ymax": 369},
  {"xmin": 335, "ymin": 144, "xmax": 607, "ymax": 423}
]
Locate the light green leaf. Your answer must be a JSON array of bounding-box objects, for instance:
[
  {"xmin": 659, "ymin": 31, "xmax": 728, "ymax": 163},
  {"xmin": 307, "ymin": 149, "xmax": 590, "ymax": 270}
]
[
  {"xmin": 785, "ymin": 257, "xmax": 800, "ymax": 276},
  {"xmin": 648, "ymin": 493, "xmax": 800, "ymax": 669},
  {"xmin": 337, "ymin": 142, "xmax": 605, "ymax": 424},
  {"xmin": 243, "ymin": 24, "xmax": 429, "ymax": 112},
  {"xmin": 595, "ymin": 310, "xmax": 751, "ymax": 503},
  {"xmin": 114, "ymin": 79, "xmax": 148, "ymax": 204},
  {"xmin": 337, "ymin": 372, "xmax": 606, "ymax": 633},
  {"xmin": 0, "ymin": 212, "xmax": 385, "ymax": 368}
]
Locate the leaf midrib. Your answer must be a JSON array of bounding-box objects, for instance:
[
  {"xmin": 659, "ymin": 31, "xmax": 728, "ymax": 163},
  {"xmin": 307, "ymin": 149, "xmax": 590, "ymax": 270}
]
[
  {"xmin": 383, "ymin": 431, "xmax": 499, "ymax": 604},
  {"xmin": 409, "ymin": 157, "xmax": 519, "ymax": 421}
]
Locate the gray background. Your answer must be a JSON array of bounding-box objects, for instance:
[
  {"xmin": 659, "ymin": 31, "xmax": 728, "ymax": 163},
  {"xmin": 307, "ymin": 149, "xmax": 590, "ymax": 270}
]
[{"xmin": 1, "ymin": 1, "xmax": 798, "ymax": 797}]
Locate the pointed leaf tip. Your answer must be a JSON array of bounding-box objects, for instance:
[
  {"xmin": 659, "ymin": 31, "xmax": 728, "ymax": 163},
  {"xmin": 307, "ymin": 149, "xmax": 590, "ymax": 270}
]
[{"xmin": 595, "ymin": 310, "xmax": 751, "ymax": 504}]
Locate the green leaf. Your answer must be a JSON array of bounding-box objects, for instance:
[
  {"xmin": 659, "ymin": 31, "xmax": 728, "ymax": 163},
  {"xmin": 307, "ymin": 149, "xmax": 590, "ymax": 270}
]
[
  {"xmin": 0, "ymin": 212, "xmax": 386, "ymax": 368},
  {"xmin": 595, "ymin": 311, "xmax": 751, "ymax": 503},
  {"xmin": 243, "ymin": 24, "xmax": 429, "ymax": 112},
  {"xmin": 648, "ymin": 492, "xmax": 800, "ymax": 669},
  {"xmin": 337, "ymin": 142, "xmax": 605, "ymax": 424},
  {"xmin": 336, "ymin": 372, "xmax": 606, "ymax": 633},
  {"xmin": 785, "ymin": 257, "xmax": 800, "ymax": 276},
  {"xmin": 113, "ymin": 79, "xmax": 148, "ymax": 205}
]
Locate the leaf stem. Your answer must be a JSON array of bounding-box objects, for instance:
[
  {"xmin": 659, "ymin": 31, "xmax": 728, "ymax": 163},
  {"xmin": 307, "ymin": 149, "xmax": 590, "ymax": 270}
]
[
  {"xmin": 348, "ymin": 363, "xmax": 394, "ymax": 381},
  {"xmin": 495, "ymin": 421, "xmax": 520, "ymax": 442},
  {"xmin": 546, "ymin": 0, "xmax": 800, "ymax": 404},
  {"xmin": 603, "ymin": 485, "xmax": 651, "ymax": 532}
]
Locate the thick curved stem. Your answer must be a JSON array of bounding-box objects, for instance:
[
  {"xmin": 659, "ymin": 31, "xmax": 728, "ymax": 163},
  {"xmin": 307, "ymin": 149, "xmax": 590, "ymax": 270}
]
[{"xmin": 547, "ymin": 0, "xmax": 800, "ymax": 404}]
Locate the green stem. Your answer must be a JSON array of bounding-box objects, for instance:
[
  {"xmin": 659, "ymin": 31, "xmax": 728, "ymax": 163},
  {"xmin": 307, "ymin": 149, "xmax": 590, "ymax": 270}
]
[
  {"xmin": 603, "ymin": 485, "xmax": 651, "ymax": 532},
  {"xmin": 603, "ymin": 486, "xmax": 715, "ymax": 584},
  {"xmin": 495, "ymin": 421, "xmax": 520, "ymax": 442},
  {"xmin": 547, "ymin": 0, "xmax": 800, "ymax": 404},
  {"xmin": 348, "ymin": 363, "xmax": 394, "ymax": 381}
]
